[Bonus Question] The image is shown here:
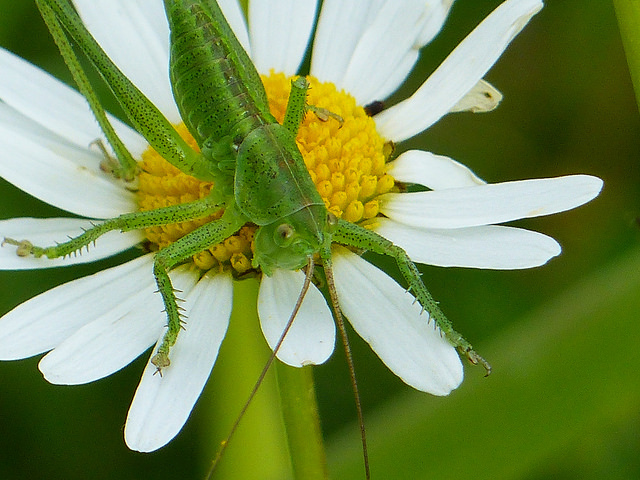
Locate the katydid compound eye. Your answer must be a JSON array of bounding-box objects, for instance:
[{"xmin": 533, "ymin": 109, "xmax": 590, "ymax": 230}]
[{"xmin": 274, "ymin": 223, "xmax": 295, "ymax": 247}]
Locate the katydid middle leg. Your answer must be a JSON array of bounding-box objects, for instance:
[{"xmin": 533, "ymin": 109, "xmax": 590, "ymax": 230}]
[
  {"xmin": 282, "ymin": 77, "xmax": 343, "ymax": 137},
  {"xmin": 3, "ymin": 193, "xmax": 225, "ymax": 260}
]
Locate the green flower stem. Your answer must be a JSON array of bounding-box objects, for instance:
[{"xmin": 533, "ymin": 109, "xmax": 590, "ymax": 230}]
[
  {"xmin": 275, "ymin": 362, "xmax": 329, "ymax": 480},
  {"xmin": 613, "ymin": 0, "xmax": 640, "ymax": 110},
  {"xmin": 200, "ymin": 277, "xmax": 329, "ymax": 479},
  {"xmin": 200, "ymin": 277, "xmax": 290, "ymax": 479}
]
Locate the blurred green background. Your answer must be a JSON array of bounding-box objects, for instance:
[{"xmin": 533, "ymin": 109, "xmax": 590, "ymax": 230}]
[{"xmin": 0, "ymin": 1, "xmax": 639, "ymax": 479}]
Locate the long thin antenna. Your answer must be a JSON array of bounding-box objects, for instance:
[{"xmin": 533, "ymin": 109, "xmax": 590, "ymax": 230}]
[
  {"xmin": 205, "ymin": 257, "xmax": 315, "ymax": 480},
  {"xmin": 322, "ymin": 254, "xmax": 370, "ymax": 480}
]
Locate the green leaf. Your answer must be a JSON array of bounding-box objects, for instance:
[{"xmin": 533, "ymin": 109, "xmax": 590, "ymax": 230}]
[{"xmin": 614, "ymin": 0, "xmax": 640, "ymax": 112}]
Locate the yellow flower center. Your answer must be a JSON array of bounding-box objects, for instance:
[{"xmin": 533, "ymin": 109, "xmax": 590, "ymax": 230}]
[{"xmin": 137, "ymin": 73, "xmax": 394, "ymax": 274}]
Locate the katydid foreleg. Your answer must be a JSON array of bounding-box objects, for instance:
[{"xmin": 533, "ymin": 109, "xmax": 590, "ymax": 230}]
[
  {"xmin": 150, "ymin": 206, "xmax": 247, "ymax": 370},
  {"xmin": 333, "ymin": 219, "xmax": 491, "ymax": 374}
]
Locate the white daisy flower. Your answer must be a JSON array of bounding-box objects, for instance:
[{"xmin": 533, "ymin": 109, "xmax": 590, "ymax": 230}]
[{"xmin": 0, "ymin": 0, "xmax": 602, "ymax": 453}]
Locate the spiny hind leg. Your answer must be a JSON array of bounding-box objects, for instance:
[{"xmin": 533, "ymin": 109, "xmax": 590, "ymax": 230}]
[
  {"xmin": 90, "ymin": 139, "xmax": 134, "ymax": 180},
  {"xmin": 150, "ymin": 210, "xmax": 245, "ymax": 372},
  {"xmin": 333, "ymin": 219, "xmax": 491, "ymax": 375},
  {"xmin": 2, "ymin": 194, "xmax": 224, "ymax": 260}
]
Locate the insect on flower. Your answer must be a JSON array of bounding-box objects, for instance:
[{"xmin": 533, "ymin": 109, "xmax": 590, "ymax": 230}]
[{"xmin": 0, "ymin": 0, "xmax": 602, "ymax": 475}]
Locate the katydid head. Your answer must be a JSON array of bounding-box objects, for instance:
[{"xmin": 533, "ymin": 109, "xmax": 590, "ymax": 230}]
[{"xmin": 252, "ymin": 209, "xmax": 337, "ymax": 276}]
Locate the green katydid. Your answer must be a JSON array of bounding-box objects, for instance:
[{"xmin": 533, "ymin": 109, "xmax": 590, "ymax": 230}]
[
  {"xmin": 5, "ymin": 0, "xmax": 489, "ymax": 475},
  {"xmin": 16, "ymin": 0, "xmax": 488, "ymax": 374}
]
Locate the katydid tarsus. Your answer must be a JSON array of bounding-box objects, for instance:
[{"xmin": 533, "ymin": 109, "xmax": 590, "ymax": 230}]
[{"xmin": 5, "ymin": 0, "xmax": 490, "ymax": 476}]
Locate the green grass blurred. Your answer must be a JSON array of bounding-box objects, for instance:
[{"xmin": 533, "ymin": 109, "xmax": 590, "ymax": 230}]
[{"xmin": 0, "ymin": 1, "xmax": 638, "ymax": 479}]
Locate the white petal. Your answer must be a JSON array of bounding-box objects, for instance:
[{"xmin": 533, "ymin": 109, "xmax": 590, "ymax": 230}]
[
  {"xmin": 417, "ymin": 0, "xmax": 455, "ymax": 47},
  {"xmin": 258, "ymin": 269, "xmax": 335, "ymax": 367},
  {"xmin": 340, "ymin": 1, "xmax": 454, "ymax": 104},
  {"xmin": 38, "ymin": 266, "xmax": 165, "ymax": 385},
  {"xmin": 449, "ymin": 79, "xmax": 503, "ymax": 113},
  {"xmin": 0, "ymin": 218, "xmax": 143, "ymax": 270},
  {"xmin": 249, "ymin": 0, "xmax": 318, "ymax": 75},
  {"xmin": 0, "ymin": 104, "xmax": 137, "ymax": 218},
  {"xmin": 387, "ymin": 150, "xmax": 485, "ymax": 190},
  {"xmin": 375, "ymin": 0, "xmax": 543, "ymax": 142},
  {"xmin": 314, "ymin": 0, "xmax": 453, "ymax": 104},
  {"xmin": 331, "ymin": 247, "xmax": 462, "ymax": 395},
  {"xmin": 218, "ymin": 0, "xmax": 252, "ymax": 55},
  {"xmin": 125, "ymin": 270, "xmax": 233, "ymax": 452},
  {"xmin": 368, "ymin": 52, "xmax": 422, "ymax": 106},
  {"xmin": 310, "ymin": 0, "xmax": 375, "ymax": 86},
  {"xmin": 379, "ymin": 175, "xmax": 603, "ymax": 229},
  {"xmin": 0, "ymin": 47, "xmax": 147, "ymax": 156},
  {"xmin": 373, "ymin": 218, "xmax": 561, "ymax": 269},
  {"xmin": 72, "ymin": 0, "xmax": 181, "ymax": 124},
  {"xmin": 0, "ymin": 255, "xmax": 154, "ymax": 360}
]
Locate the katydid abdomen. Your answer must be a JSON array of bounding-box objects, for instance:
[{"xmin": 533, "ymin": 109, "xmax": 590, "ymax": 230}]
[{"xmin": 166, "ymin": 0, "xmax": 273, "ymax": 155}]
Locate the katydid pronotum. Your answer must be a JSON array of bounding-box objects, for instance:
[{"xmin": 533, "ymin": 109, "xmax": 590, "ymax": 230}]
[{"xmin": 4, "ymin": 0, "xmax": 489, "ymax": 476}]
